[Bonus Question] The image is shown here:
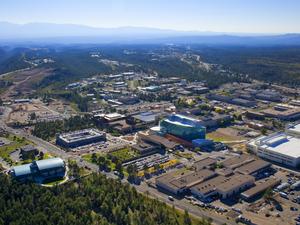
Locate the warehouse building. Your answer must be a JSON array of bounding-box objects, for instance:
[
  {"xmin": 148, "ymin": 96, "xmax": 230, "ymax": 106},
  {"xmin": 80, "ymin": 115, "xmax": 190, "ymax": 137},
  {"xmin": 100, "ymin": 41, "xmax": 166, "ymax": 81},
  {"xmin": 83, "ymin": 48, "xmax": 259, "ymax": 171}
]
[
  {"xmin": 192, "ymin": 157, "xmax": 217, "ymax": 171},
  {"xmin": 191, "ymin": 175, "xmax": 229, "ymax": 199},
  {"xmin": 191, "ymin": 174, "xmax": 255, "ymax": 200},
  {"xmin": 56, "ymin": 128, "xmax": 106, "ymax": 148},
  {"xmin": 247, "ymin": 129, "xmax": 300, "ymax": 168},
  {"xmin": 221, "ymin": 154, "xmax": 255, "ymax": 169},
  {"xmin": 11, "ymin": 158, "xmax": 66, "ymax": 183},
  {"xmin": 234, "ymin": 159, "xmax": 271, "ymax": 176},
  {"xmin": 241, "ymin": 177, "xmax": 280, "ymax": 201},
  {"xmin": 156, "ymin": 169, "xmax": 216, "ymax": 195},
  {"xmin": 215, "ymin": 174, "xmax": 255, "ymax": 199},
  {"xmin": 261, "ymin": 108, "xmax": 300, "ymax": 121}
]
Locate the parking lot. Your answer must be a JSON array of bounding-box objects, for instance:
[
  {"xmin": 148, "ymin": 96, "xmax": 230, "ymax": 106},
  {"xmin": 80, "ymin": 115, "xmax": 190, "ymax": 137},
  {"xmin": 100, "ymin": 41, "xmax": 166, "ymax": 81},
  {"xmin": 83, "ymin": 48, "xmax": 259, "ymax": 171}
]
[{"xmin": 70, "ymin": 134, "xmax": 129, "ymax": 155}]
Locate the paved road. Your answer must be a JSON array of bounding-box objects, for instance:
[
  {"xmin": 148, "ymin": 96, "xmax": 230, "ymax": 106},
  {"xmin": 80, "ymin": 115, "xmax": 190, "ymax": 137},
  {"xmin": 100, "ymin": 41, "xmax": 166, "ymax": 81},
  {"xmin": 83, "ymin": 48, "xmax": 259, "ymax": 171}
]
[
  {"xmin": 132, "ymin": 182, "xmax": 237, "ymax": 225},
  {"xmin": 0, "ymin": 110, "xmax": 234, "ymax": 225}
]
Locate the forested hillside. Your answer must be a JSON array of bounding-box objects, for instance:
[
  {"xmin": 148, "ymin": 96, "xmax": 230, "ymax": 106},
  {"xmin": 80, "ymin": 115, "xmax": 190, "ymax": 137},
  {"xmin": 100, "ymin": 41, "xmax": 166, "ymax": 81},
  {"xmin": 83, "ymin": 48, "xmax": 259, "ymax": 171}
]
[
  {"xmin": 196, "ymin": 46, "xmax": 300, "ymax": 86},
  {"xmin": 0, "ymin": 174, "xmax": 210, "ymax": 225}
]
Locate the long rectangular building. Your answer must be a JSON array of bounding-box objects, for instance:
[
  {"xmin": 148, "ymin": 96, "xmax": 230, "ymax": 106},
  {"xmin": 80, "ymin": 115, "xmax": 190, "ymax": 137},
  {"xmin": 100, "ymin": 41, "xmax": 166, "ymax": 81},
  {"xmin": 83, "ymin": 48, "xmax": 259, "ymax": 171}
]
[
  {"xmin": 11, "ymin": 158, "xmax": 66, "ymax": 183},
  {"xmin": 56, "ymin": 128, "xmax": 106, "ymax": 148},
  {"xmin": 241, "ymin": 177, "xmax": 280, "ymax": 201},
  {"xmin": 234, "ymin": 159, "xmax": 271, "ymax": 176},
  {"xmin": 191, "ymin": 174, "xmax": 255, "ymax": 199},
  {"xmin": 156, "ymin": 169, "xmax": 216, "ymax": 195},
  {"xmin": 247, "ymin": 126, "xmax": 300, "ymax": 167}
]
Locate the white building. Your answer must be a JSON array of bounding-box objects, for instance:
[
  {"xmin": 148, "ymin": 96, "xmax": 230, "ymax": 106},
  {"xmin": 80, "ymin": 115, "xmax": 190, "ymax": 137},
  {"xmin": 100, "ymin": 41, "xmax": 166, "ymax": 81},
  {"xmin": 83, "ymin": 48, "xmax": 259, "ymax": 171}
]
[{"xmin": 247, "ymin": 123, "xmax": 300, "ymax": 167}]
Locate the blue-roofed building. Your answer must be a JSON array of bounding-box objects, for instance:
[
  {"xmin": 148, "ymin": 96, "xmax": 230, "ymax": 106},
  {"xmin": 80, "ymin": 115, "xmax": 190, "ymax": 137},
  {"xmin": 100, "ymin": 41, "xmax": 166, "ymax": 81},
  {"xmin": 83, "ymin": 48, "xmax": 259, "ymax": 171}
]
[
  {"xmin": 159, "ymin": 114, "xmax": 206, "ymax": 142},
  {"xmin": 11, "ymin": 158, "xmax": 66, "ymax": 183},
  {"xmin": 192, "ymin": 139, "xmax": 214, "ymax": 148}
]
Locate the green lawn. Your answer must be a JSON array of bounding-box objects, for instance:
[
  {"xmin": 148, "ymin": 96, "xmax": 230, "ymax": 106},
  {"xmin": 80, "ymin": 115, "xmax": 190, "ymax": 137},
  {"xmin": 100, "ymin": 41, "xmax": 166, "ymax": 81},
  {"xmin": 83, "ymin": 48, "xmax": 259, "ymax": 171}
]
[
  {"xmin": 42, "ymin": 177, "xmax": 68, "ymax": 186},
  {"xmin": 82, "ymin": 153, "xmax": 103, "ymax": 163},
  {"xmin": 0, "ymin": 134, "xmax": 33, "ymax": 164},
  {"xmin": 109, "ymin": 147, "xmax": 140, "ymax": 162}
]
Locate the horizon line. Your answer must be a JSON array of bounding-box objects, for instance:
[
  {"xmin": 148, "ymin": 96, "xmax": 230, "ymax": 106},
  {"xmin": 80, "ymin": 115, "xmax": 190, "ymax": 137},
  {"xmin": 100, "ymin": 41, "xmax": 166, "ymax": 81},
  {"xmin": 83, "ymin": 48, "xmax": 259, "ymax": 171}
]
[{"xmin": 1, "ymin": 21, "xmax": 298, "ymax": 36}]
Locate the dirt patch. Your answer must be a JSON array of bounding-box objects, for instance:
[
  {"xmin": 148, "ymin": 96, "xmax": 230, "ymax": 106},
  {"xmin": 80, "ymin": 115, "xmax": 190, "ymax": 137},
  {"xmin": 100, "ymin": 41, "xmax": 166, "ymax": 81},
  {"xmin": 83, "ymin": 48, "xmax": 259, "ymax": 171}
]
[
  {"xmin": 2, "ymin": 68, "xmax": 53, "ymax": 100},
  {"xmin": 207, "ymin": 127, "xmax": 245, "ymax": 143}
]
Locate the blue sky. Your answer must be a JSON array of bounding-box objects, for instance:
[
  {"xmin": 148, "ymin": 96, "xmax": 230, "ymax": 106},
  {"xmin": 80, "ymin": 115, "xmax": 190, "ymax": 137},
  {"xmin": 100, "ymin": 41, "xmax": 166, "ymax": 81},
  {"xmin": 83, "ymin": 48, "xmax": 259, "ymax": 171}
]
[{"xmin": 1, "ymin": 0, "xmax": 299, "ymax": 33}]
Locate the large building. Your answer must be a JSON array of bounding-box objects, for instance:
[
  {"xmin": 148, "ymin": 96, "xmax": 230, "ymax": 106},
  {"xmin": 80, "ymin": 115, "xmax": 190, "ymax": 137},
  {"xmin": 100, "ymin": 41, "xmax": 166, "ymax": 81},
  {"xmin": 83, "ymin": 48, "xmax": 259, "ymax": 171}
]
[
  {"xmin": 241, "ymin": 177, "xmax": 280, "ymax": 201},
  {"xmin": 156, "ymin": 169, "xmax": 216, "ymax": 195},
  {"xmin": 261, "ymin": 107, "xmax": 300, "ymax": 121},
  {"xmin": 56, "ymin": 128, "xmax": 106, "ymax": 148},
  {"xmin": 247, "ymin": 124, "xmax": 300, "ymax": 167},
  {"xmin": 190, "ymin": 174, "xmax": 255, "ymax": 199},
  {"xmin": 159, "ymin": 114, "xmax": 206, "ymax": 141},
  {"xmin": 11, "ymin": 158, "xmax": 66, "ymax": 183}
]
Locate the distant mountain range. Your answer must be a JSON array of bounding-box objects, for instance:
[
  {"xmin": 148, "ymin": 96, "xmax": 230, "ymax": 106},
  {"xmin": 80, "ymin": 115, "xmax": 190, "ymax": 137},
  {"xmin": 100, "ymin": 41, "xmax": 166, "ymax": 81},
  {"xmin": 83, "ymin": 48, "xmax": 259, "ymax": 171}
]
[{"xmin": 1, "ymin": 22, "xmax": 300, "ymax": 45}]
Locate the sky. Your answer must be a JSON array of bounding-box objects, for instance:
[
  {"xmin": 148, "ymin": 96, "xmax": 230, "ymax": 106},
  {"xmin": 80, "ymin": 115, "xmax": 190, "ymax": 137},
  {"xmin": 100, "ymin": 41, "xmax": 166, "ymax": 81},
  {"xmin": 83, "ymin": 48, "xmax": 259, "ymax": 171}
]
[{"xmin": 0, "ymin": 0, "xmax": 300, "ymax": 33}]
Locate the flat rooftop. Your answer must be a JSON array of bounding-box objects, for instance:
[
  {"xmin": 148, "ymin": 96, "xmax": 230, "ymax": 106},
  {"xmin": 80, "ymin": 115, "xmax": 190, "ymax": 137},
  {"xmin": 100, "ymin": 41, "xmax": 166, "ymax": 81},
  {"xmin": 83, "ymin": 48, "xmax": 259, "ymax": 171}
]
[
  {"xmin": 157, "ymin": 169, "xmax": 216, "ymax": 190},
  {"xmin": 191, "ymin": 175, "xmax": 228, "ymax": 196},
  {"xmin": 262, "ymin": 108, "xmax": 300, "ymax": 116},
  {"xmin": 171, "ymin": 169, "xmax": 216, "ymax": 188},
  {"xmin": 288, "ymin": 123, "xmax": 300, "ymax": 134},
  {"xmin": 258, "ymin": 133, "xmax": 300, "ymax": 158},
  {"xmin": 193, "ymin": 157, "xmax": 217, "ymax": 171},
  {"xmin": 235, "ymin": 159, "xmax": 271, "ymax": 175},
  {"xmin": 142, "ymin": 133, "xmax": 178, "ymax": 149},
  {"xmin": 216, "ymin": 174, "xmax": 254, "ymax": 193},
  {"xmin": 241, "ymin": 177, "xmax": 280, "ymax": 199},
  {"xmin": 132, "ymin": 112, "xmax": 157, "ymax": 123},
  {"xmin": 59, "ymin": 129, "xmax": 104, "ymax": 143},
  {"xmin": 221, "ymin": 154, "xmax": 255, "ymax": 169}
]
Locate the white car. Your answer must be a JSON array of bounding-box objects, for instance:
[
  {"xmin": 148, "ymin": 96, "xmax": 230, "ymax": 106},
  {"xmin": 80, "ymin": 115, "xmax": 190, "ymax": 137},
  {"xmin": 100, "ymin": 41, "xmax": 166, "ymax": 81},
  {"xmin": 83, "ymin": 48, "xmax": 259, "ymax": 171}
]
[{"xmin": 168, "ymin": 196, "xmax": 174, "ymax": 201}]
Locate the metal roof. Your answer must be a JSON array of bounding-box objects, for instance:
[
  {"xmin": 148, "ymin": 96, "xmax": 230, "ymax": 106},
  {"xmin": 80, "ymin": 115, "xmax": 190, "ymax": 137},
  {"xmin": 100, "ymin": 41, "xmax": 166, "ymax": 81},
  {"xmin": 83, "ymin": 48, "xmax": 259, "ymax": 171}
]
[
  {"xmin": 35, "ymin": 158, "xmax": 64, "ymax": 171},
  {"xmin": 12, "ymin": 164, "xmax": 32, "ymax": 177},
  {"xmin": 133, "ymin": 112, "xmax": 157, "ymax": 123}
]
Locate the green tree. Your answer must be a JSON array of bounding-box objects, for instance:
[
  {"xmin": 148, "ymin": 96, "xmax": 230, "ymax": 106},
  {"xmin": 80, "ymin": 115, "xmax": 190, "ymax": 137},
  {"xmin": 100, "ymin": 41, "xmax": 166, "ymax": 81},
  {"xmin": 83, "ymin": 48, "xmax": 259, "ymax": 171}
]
[{"xmin": 184, "ymin": 210, "xmax": 192, "ymax": 225}]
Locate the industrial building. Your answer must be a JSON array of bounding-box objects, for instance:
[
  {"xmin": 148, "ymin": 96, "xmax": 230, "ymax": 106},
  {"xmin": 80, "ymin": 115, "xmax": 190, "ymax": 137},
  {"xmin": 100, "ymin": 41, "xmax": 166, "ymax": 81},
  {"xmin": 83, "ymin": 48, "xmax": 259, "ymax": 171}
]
[
  {"xmin": 56, "ymin": 128, "xmax": 106, "ymax": 148},
  {"xmin": 241, "ymin": 177, "xmax": 280, "ymax": 201},
  {"xmin": 247, "ymin": 124, "xmax": 300, "ymax": 167},
  {"xmin": 192, "ymin": 157, "xmax": 217, "ymax": 171},
  {"xmin": 261, "ymin": 107, "xmax": 300, "ymax": 121},
  {"xmin": 156, "ymin": 169, "xmax": 216, "ymax": 195},
  {"xmin": 221, "ymin": 154, "xmax": 255, "ymax": 170},
  {"xmin": 234, "ymin": 159, "xmax": 271, "ymax": 176},
  {"xmin": 190, "ymin": 174, "xmax": 255, "ymax": 199},
  {"xmin": 216, "ymin": 174, "xmax": 255, "ymax": 199},
  {"xmin": 11, "ymin": 158, "xmax": 66, "ymax": 183},
  {"xmin": 159, "ymin": 114, "xmax": 206, "ymax": 142},
  {"xmin": 138, "ymin": 132, "xmax": 180, "ymax": 150}
]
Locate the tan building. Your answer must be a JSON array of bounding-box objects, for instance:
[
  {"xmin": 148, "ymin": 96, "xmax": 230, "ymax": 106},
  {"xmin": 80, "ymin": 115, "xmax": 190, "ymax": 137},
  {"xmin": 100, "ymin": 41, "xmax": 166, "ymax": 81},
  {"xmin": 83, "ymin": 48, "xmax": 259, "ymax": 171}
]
[
  {"xmin": 216, "ymin": 174, "xmax": 255, "ymax": 199},
  {"xmin": 191, "ymin": 174, "xmax": 255, "ymax": 199},
  {"xmin": 156, "ymin": 169, "xmax": 216, "ymax": 195}
]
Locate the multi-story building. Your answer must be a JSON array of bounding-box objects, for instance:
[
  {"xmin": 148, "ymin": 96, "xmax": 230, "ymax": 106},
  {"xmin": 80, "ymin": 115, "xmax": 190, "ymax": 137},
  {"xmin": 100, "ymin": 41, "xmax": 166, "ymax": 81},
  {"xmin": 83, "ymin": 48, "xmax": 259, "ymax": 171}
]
[
  {"xmin": 56, "ymin": 128, "xmax": 106, "ymax": 148},
  {"xmin": 159, "ymin": 114, "xmax": 206, "ymax": 141},
  {"xmin": 247, "ymin": 124, "xmax": 300, "ymax": 167}
]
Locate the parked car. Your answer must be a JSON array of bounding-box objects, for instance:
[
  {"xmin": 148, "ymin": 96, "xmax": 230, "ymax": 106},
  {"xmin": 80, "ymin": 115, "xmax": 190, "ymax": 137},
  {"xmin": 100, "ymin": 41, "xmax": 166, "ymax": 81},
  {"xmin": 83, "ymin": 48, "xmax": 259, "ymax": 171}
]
[{"xmin": 168, "ymin": 196, "xmax": 174, "ymax": 201}]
